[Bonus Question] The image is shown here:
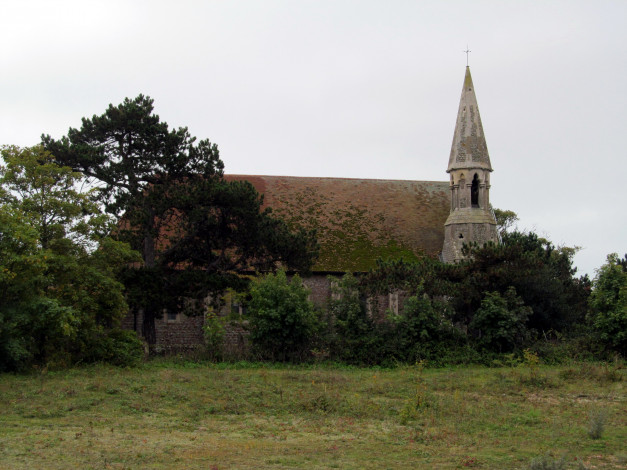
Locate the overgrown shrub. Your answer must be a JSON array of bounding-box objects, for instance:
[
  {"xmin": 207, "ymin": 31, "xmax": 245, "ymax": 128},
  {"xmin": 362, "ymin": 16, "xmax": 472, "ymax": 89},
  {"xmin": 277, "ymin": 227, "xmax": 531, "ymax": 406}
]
[
  {"xmin": 327, "ymin": 273, "xmax": 384, "ymax": 364},
  {"xmin": 470, "ymin": 287, "xmax": 532, "ymax": 353},
  {"xmin": 587, "ymin": 408, "xmax": 607, "ymax": 439},
  {"xmin": 247, "ymin": 270, "xmax": 319, "ymax": 361},
  {"xmin": 77, "ymin": 328, "xmax": 144, "ymax": 367},
  {"xmin": 203, "ymin": 310, "xmax": 227, "ymax": 361},
  {"xmin": 393, "ymin": 291, "xmax": 465, "ymax": 362}
]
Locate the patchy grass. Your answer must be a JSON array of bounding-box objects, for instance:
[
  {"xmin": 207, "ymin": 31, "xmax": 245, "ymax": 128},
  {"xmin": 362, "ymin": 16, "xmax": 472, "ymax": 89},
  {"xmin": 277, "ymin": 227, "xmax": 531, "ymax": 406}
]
[{"xmin": 0, "ymin": 361, "xmax": 625, "ymax": 469}]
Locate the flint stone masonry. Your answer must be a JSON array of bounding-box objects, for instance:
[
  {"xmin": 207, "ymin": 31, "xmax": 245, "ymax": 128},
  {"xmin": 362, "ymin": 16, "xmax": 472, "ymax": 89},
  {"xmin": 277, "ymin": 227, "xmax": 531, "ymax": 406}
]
[
  {"xmin": 302, "ymin": 275, "xmax": 334, "ymax": 307},
  {"xmin": 122, "ymin": 309, "xmax": 204, "ymax": 350}
]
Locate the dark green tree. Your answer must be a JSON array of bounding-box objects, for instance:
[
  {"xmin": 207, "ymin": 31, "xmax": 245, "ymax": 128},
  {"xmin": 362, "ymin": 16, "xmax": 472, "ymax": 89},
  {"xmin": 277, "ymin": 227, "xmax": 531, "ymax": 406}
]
[
  {"xmin": 454, "ymin": 231, "xmax": 590, "ymax": 334},
  {"xmin": 42, "ymin": 96, "xmax": 222, "ymax": 345},
  {"xmin": 43, "ymin": 95, "xmax": 317, "ymax": 347},
  {"xmin": 360, "ymin": 256, "xmax": 456, "ymax": 300},
  {"xmin": 359, "ymin": 228, "xmax": 589, "ymax": 355}
]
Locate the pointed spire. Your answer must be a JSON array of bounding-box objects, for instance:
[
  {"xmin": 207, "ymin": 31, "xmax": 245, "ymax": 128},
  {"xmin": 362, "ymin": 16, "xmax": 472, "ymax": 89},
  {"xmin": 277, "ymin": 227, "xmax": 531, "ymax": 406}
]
[{"xmin": 447, "ymin": 67, "xmax": 492, "ymax": 172}]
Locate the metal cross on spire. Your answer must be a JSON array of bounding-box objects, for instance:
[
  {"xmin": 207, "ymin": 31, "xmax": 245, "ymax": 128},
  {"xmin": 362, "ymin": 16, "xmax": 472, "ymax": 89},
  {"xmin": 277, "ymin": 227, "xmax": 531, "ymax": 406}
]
[{"xmin": 464, "ymin": 46, "xmax": 471, "ymax": 66}]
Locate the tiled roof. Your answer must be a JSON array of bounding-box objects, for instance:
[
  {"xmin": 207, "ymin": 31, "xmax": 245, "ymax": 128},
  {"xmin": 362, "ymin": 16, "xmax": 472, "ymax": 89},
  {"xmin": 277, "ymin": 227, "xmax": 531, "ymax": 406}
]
[{"xmin": 226, "ymin": 175, "xmax": 450, "ymax": 272}]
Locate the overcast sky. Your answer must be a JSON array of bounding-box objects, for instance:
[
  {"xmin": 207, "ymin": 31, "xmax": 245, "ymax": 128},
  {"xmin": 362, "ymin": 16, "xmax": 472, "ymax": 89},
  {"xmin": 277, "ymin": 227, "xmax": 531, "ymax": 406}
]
[{"xmin": 2, "ymin": 0, "xmax": 625, "ymax": 277}]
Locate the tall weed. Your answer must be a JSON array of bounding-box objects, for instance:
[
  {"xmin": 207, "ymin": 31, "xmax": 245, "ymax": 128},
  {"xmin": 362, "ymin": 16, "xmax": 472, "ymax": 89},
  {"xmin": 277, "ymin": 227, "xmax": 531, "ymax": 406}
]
[{"xmin": 587, "ymin": 408, "xmax": 607, "ymax": 439}]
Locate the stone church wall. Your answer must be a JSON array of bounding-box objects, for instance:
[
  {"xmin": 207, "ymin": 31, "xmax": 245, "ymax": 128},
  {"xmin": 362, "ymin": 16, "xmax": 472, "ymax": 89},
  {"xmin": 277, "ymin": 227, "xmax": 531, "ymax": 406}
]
[
  {"xmin": 121, "ymin": 309, "xmax": 205, "ymax": 351},
  {"xmin": 121, "ymin": 272, "xmax": 401, "ymax": 352}
]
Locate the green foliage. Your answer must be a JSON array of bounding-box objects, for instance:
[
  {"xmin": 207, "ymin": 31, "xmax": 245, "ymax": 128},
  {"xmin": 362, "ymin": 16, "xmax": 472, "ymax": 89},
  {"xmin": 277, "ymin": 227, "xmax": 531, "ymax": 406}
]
[
  {"xmin": 327, "ymin": 273, "xmax": 384, "ymax": 364},
  {"xmin": 247, "ymin": 270, "xmax": 319, "ymax": 361},
  {"xmin": 493, "ymin": 207, "xmax": 518, "ymax": 236},
  {"xmin": 326, "ymin": 273, "xmax": 468, "ymax": 365},
  {"xmin": 0, "ymin": 145, "xmax": 142, "ymax": 371},
  {"xmin": 203, "ymin": 310, "xmax": 227, "ymax": 361},
  {"xmin": 356, "ymin": 227, "xmax": 591, "ymax": 364},
  {"xmin": 392, "ymin": 290, "xmax": 466, "ymax": 363},
  {"xmin": 163, "ymin": 177, "xmax": 318, "ymax": 275},
  {"xmin": 587, "ymin": 253, "xmax": 627, "ymax": 355},
  {"xmin": 43, "ymin": 95, "xmax": 225, "ymax": 345},
  {"xmin": 470, "ymin": 287, "xmax": 532, "ymax": 352},
  {"xmin": 0, "ymin": 202, "xmax": 46, "ymax": 370},
  {"xmin": 457, "ymin": 231, "xmax": 590, "ymax": 334},
  {"xmin": 77, "ymin": 328, "xmax": 144, "ymax": 367},
  {"xmin": 0, "ymin": 144, "xmax": 111, "ymax": 249},
  {"xmin": 361, "ymin": 256, "xmax": 453, "ymax": 299},
  {"xmin": 399, "ymin": 292, "xmax": 457, "ymax": 340}
]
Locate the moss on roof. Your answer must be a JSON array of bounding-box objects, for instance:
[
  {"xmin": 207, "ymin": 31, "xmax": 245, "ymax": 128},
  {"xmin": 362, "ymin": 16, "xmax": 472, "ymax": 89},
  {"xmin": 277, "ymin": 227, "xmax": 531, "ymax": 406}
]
[{"xmin": 226, "ymin": 175, "xmax": 450, "ymax": 272}]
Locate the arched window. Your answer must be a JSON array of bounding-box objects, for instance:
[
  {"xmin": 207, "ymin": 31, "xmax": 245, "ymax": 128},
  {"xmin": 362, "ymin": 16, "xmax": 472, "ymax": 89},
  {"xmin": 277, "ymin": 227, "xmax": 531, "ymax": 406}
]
[{"xmin": 471, "ymin": 174, "xmax": 479, "ymax": 207}]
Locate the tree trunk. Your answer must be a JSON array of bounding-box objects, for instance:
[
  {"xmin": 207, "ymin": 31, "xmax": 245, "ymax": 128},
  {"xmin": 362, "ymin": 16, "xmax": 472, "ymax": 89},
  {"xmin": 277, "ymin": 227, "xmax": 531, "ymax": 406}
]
[
  {"xmin": 142, "ymin": 305, "xmax": 157, "ymax": 349},
  {"xmin": 142, "ymin": 206, "xmax": 158, "ymax": 349}
]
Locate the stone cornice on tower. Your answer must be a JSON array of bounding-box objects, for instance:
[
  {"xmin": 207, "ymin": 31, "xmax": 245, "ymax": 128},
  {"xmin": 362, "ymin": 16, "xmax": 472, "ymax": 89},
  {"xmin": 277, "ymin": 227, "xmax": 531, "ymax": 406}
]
[{"xmin": 447, "ymin": 66, "xmax": 492, "ymax": 173}]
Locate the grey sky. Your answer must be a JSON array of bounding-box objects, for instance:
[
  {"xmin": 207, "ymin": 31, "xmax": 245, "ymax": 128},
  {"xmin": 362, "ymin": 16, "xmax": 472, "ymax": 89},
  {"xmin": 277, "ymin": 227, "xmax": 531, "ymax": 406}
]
[{"xmin": 2, "ymin": 0, "xmax": 625, "ymax": 277}]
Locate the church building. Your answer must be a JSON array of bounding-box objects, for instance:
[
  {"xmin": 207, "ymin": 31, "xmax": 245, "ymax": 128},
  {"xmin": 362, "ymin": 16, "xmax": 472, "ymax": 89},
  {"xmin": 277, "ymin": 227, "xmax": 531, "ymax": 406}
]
[{"xmin": 125, "ymin": 67, "xmax": 498, "ymax": 349}]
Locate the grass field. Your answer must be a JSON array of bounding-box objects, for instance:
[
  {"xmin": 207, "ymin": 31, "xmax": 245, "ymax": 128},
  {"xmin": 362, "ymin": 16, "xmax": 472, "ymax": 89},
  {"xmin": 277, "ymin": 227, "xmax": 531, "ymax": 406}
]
[{"xmin": 0, "ymin": 360, "xmax": 625, "ymax": 469}]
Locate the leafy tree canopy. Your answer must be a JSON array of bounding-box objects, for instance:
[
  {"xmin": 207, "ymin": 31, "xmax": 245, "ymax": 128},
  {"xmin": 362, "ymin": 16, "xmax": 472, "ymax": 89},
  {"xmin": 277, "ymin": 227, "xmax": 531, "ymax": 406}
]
[
  {"xmin": 454, "ymin": 230, "xmax": 589, "ymax": 334},
  {"xmin": 493, "ymin": 207, "xmax": 519, "ymax": 237},
  {"xmin": 1, "ymin": 145, "xmax": 110, "ymax": 249},
  {"xmin": 43, "ymin": 95, "xmax": 318, "ymax": 346},
  {"xmin": 359, "ymin": 226, "xmax": 589, "ymax": 353},
  {"xmin": 0, "ymin": 145, "xmax": 141, "ymax": 371}
]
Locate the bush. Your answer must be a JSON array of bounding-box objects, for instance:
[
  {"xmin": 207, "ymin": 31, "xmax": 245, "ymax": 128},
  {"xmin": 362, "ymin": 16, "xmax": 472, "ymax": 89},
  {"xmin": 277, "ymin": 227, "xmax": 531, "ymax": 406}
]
[
  {"xmin": 587, "ymin": 408, "xmax": 607, "ymax": 439},
  {"xmin": 393, "ymin": 292, "xmax": 465, "ymax": 362},
  {"xmin": 78, "ymin": 328, "xmax": 144, "ymax": 367},
  {"xmin": 470, "ymin": 287, "xmax": 532, "ymax": 353},
  {"xmin": 203, "ymin": 310, "xmax": 227, "ymax": 361},
  {"xmin": 247, "ymin": 270, "xmax": 319, "ymax": 361},
  {"xmin": 327, "ymin": 273, "xmax": 384, "ymax": 364},
  {"xmin": 588, "ymin": 253, "xmax": 627, "ymax": 355}
]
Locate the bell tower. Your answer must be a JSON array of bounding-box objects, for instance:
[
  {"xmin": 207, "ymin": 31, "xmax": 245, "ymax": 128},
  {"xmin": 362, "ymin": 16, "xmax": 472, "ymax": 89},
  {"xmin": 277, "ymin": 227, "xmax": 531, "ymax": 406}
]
[{"xmin": 442, "ymin": 67, "xmax": 498, "ymax": 263}]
